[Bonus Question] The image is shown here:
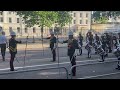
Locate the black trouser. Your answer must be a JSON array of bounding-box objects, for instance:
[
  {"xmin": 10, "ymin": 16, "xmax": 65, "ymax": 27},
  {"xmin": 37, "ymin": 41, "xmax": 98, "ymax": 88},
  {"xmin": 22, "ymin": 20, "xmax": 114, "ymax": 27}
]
[
  {"xmin": 79, "ymin": 48, "xmax": 82, "ymax": 55},
  {"xmin": 10, "ymin": 53, "xmax": 16, "ymax": 71},
  {"xmin": 0, "ymin": 44, "xmax": 6, "ymax": 60},
  {"xmin": 95, "ymin": 46, "xmax": 97, "ymax": 53},
  {"xmin": 79, "ymin": 43, "xmax": 82, "ymax": 55},
  {"xmin": 51, "ymin": 48, "xmax": 56, "ymax": 61},
  {"xmin": 69, "ymin": 55, "xmax": 76, "ymax": 76},
  {"xmin": 106, "ymin": 42, "xmax": 112, "ymax": 53},
  {"xmin": 102, "ymin": 44, "xmax": 106, "ymax": 51}
]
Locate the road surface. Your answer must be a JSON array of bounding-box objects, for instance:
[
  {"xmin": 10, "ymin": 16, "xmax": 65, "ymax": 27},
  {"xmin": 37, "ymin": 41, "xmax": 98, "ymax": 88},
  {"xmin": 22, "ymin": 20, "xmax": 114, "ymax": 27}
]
[{"xmin": 0, "ymin": 41, "xmax": 119, "ymax": 79}]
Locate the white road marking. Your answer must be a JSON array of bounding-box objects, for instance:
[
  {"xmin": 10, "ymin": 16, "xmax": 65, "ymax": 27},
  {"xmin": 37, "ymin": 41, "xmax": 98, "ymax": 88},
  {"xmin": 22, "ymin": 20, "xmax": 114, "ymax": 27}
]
[
  {"xmin": 39, "ymin": 72, "xmax": 66, "ymax": 75},
  {"xmin": 28, "ymin": 56, "xmax": 116, "ymax": 62},
  {"xmin": 0, "ymin": 57, "xmax": 117, "ymax": 71},
  {"xmin": 93, "ymin": 71, "xmax": 95, "ymax": 72},
  {"xmin": 77, "ymin": 71, "xmax": 120, "ymax": 79}
]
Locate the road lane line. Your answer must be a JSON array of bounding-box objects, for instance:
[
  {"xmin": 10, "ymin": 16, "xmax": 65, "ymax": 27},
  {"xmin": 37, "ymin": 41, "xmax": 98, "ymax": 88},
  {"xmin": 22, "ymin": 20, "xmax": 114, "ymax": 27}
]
[
  {"xmin": 28, "ymin": 57, "xmax": 116, "ymax": 62},
  {"xmin": 0, "ymin": 57, "xmax": 117, "ymax": 71},
  {"xmin": 38, "ymin": 72, "xmax": 66, "ymax": 75},
  {"xmin": 77, "ymin": 71, "xmax": 120, "ymax": 79}
]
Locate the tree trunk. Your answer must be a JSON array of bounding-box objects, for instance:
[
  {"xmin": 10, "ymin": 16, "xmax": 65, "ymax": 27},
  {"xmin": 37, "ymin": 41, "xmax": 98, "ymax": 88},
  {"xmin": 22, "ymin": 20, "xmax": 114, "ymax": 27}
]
[{"xmin": 41, "ymin": 25, "xmax": 44, "ymax": 55}]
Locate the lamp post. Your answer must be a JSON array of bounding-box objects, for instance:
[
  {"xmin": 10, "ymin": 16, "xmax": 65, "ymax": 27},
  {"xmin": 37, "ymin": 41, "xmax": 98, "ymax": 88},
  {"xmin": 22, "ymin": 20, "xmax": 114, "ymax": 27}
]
[
  {"xmin": 90, "ymin": 11, "xmax": 93, "ymax": 30},
  {"xmin": 20, "ymin": 17, "xmax": 22, "ymax": 36},
  {"xmin": 69, "ymin": 21, "xmax": 70, "ymax": 31}
]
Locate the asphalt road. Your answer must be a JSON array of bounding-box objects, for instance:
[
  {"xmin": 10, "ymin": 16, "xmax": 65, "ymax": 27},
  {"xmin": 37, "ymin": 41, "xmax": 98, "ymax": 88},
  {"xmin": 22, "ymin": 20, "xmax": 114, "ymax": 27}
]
[
  {"xmin": 0, "ymin": 41, "xmax": 119, "ymax": 79},
  {"xmin": 0, "ymin": 53, "xmax": 119, "ymax": 79}
]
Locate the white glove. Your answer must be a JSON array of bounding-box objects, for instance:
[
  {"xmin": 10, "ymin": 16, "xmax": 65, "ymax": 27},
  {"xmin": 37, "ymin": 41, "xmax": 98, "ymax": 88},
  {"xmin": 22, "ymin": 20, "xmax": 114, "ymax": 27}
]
[
  {"xmin": 53, "ymin": 44, "xmax": 57, "ymax": 49},
  {"xmin": 53, "ymin": 47, "xmax": 56, "ymax": 49},
  {"xmin": 113, "ymin": 49, "xmax": 117, "ymax": 53},
  {"xmin": 78, "ymin": 44, "xmax": 81, "ymax": 48},
  {"xmin": 59, "ymin": 41, "xmax": 63, "ymax": 44}
]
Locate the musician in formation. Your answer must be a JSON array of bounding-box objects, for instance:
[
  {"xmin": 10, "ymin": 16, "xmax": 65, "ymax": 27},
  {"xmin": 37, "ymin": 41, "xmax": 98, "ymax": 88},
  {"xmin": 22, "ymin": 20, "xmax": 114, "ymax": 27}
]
[
  {"xmin": 2, "ymin": 26, "xmax": 120, "ymax": 72},
  {"xmin": 77, "ymin": 32, "xmax": 83, "ymax": 55},
  {"xmin": 85, "ymin": 31, "xmax": 94, "ymax": 58},
  {"xmin": 9, "ymin": 31, "xmax": 22, "ymax": 71},
  {"xmin": 62, "ymin": 31, "xmax": 78, "ymax": 76},
  {"xmin": 44, "ymin": 31, "xmax": 57, "ymax": 62}
]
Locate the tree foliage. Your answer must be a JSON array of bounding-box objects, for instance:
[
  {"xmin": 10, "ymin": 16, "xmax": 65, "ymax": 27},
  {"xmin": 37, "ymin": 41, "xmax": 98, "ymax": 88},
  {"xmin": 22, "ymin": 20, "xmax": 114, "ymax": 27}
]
[
  {"xmin": 15, "ymin": 11, "xmax": 72, "ymax": 28},
  {"xmin": 56, "ymin": 11, "xmax": 72, "ymax": 27},
  {"xmin": 93, "ymin": 11, "xmax": 120, "ymax": 24}
]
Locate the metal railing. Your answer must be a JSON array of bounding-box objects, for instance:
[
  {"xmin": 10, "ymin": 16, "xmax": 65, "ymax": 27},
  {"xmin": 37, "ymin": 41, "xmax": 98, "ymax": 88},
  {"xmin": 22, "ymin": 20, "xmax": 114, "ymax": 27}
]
[
  {"xmin": 0, "ymin": 66, "xmax": 69, "ymax": 79},
  {"xmin": 70, "ymin": 58, "xmax": 120, "ymax": 79}
]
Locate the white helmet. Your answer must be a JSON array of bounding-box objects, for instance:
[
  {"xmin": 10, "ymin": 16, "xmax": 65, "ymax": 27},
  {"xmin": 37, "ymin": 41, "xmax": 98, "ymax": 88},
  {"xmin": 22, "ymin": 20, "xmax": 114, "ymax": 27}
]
[
  {"xmin": 88, "ymin": 30, "xmax": 92, "ymax": 33},
  {"xmin": 68, "ymin": 30, "xmax": 73, "ymax": 35},
  {"xmin": 10, "ymin": 31, "xmax": 16, "ymax": 36}
]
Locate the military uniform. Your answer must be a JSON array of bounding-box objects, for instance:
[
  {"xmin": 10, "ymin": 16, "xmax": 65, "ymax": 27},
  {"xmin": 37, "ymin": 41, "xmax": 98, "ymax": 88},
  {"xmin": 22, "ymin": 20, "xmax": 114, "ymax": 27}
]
[
  {"xmin": 94, "ymin": 35, "xmax": 100, "ymax": 44},
  {"xmin": 63, "ymin": 31, "xmax": 78, "ymax": 76},
  {"xmin": 94, "ymin": 34, "xmax": 100, "ymax": 54},
  {"xmin": 85, "ymin": 32, "xmax": 94, "ymax": 58},
  {"xmin": 113, "ymin": 35, "xmax": 118, "ymax": 49},
  {"xmin": 86, "ymin": 34, "xmax": 93, "ymax": 46},
  {"xmin": 101, "ymin": 35, "xmax": 106, "ymax": 50},
  {"xmin": 101, "ymin": 34, "xmax": 108, "ymax": 57},
  {"xmin": 46, "ymin": 34, "xmax": 57, "ymax": 62},
  {"xmin": 78, "ymin": 34, "xmax": 83, "ymax": 55},
  {"xmin": 118, "ymin": 33, "xmax": 120, "ymax": 44},
  {"xmin": 9, "ymin": 32, "xmax": 21, "ymax": 71},
  {"xmin": 113, "ymin": 47, "xmax": 120, "ymax": 70},
  {"xmin": 106, "ymin": 34, "xmax": 112, "ymax": 53}
]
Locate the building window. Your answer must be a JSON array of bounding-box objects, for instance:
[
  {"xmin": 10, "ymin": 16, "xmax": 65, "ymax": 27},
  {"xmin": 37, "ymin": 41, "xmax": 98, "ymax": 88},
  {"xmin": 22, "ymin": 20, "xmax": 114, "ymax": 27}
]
[
  {"xmin": 9, "ymin": 27, "xmax": 12, "ymax": 32},
  {"xmin": 74, "ymin": 13, "xmax": 76, "ymax": 17},
  {"xmin": 25, "ymin": 28, "xmax": 28, "ymax": 33},
  {"xmin": 17, "ymin": 18, "xmax": 20, "ymax": 23},
  {"xmin": 17, "ymin": 27, "xmax": 21, "ymax": 33},
  {"xmin": 86, "ymin": 13, "xmax": 88, "ymax": 17},
  {"xmin": 80, "ymin": 13, "xmax": 82, "ymax": 17},
  {"xmin": 0, "ymin": 12, "xmax": 3, "ymax": 15},
  {"xmin": 73, "ymin": 20, "xmax": 76, "ymax": 24},
  {"xmin": 33, "ymin": 27, "xmax": 36, "ymax": 33},
  {"xmin": 9, "ymin": 18, "xmax": 12, "ymax": 23},
  {"xmin": 80, "ymin": 20, "xmax": 82, "ymax": 24},
  {"xmin": 0, "ymin": 17, "xmax": 3, "ymax": 22},
  {"xmin": 86, "ymin": 20, "xmax": 88, "ymax": 24}
]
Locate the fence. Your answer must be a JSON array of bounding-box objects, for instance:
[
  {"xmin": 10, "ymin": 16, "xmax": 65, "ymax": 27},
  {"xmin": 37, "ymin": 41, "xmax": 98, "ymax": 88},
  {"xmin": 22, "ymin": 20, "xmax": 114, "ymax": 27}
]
[
  {"xmin": 4, "ymin": 28, "xmax": 119, "ymax": 62},
  {"xmin": 3, "ymin": 28, "xmax": 120, "ymax": 38},
  {"xmin": 69, "ymin": 59, "xmax": 120, "ymax": 79}
]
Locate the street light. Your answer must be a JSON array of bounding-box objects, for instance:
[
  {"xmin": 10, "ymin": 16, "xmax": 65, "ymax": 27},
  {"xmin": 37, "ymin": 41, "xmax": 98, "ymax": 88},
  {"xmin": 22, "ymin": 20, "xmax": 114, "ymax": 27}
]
[
  {"xmin": 90, "ymin": 11, "xmax": 93, "ymax": 30},
  {"xmin": 20, "ymin": 17, "xmax": 22, "ymax": 36}
]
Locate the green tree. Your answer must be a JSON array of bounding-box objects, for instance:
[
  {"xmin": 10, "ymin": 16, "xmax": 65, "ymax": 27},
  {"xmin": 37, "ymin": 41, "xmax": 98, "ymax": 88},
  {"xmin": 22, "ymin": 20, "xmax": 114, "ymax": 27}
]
[
  {"xmin": 56, "ymin": 11, "xmax": 72, "ymax": 27},
  {"xmin": 15, "ymin": 11, "xmax": 72, "ymax": 50},
  {"xmin": 93, "ymin": 11, "xmax": 109, "ymax": 24},
  {"xmin": 93, "ymin": 11, "xmax": 120, "ymax": 23},
  {"xmin": 15, "ymin": 11, "xmax": 72, "ymax": 27},
  {"xmin": 15, "ymin": 11, "xmax": 72, "ymax": 33}
]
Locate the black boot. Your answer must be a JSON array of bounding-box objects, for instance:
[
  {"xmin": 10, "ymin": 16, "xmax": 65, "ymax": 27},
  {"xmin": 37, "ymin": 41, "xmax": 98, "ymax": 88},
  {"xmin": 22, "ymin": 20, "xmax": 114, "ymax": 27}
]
[
  {"xmin": 116, "ymin": 65, "xmax": 120, "ymax": 70},
  {"xmin": 10, "ymin": 69, "xmax": 14, "ymax": 71},
  {"xmin": 105, "ymin": 53, "xmax": 108, "ymax": 57},
  {"xmin": 95, "ymin": 52, "xmax": 97, "ymax": 54}
]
